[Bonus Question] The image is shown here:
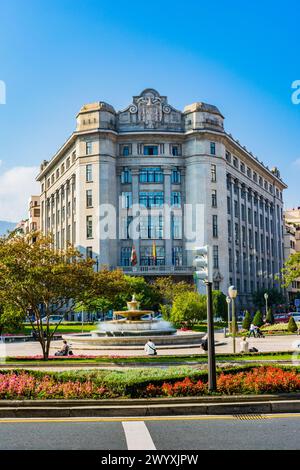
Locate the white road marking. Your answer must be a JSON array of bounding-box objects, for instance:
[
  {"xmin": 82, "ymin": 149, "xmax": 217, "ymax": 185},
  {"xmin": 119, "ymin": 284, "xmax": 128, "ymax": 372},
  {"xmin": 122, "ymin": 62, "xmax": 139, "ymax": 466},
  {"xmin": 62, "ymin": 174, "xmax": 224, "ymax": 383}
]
[{"xmin": 122, "ymin": 421, "xmax": 156, "ymax": 450}]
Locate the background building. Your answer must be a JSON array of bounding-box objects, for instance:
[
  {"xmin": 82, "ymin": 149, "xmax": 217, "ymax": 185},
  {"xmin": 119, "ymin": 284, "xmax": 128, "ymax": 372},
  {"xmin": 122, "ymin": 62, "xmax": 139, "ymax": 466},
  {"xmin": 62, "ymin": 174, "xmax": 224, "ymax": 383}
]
[
  {"xmin": 37, "ymin": 89, "xmax": 287, "ymax": 306},
  {"xmin": 15, "ymin": 196, "xmax": 40, "ymax": 241},
  {"xmin": 284, "ymin": 208, "xmax": 300, "ymax": 301}
]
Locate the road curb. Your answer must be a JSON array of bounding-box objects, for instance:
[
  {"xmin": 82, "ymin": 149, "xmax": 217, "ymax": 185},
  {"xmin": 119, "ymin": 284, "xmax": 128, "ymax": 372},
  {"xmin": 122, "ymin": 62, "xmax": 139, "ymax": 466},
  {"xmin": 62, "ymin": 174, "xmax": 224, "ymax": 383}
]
[{"xmin": 1, "ymin": 396, "xmax": 300, "ymax": 418}]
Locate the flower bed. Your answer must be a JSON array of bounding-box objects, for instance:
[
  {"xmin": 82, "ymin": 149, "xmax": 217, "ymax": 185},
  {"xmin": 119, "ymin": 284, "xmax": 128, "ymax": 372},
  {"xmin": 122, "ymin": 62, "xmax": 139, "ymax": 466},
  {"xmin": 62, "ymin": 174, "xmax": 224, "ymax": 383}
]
[
  {"xmin": 143, "ymin": 367, "xmax": 300, "ymax": 397},
  {"xmin": 0, "ymin": 366, "xmax": 300, "ymax": 399}
]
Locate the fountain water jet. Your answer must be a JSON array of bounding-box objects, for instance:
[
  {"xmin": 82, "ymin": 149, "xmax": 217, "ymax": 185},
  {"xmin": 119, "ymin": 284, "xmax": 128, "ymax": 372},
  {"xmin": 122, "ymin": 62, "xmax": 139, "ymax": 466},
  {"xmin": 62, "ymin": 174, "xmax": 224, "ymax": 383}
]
[{"xmin": 63, "ymin": 294, "xmax": 204, "ymax": 348}]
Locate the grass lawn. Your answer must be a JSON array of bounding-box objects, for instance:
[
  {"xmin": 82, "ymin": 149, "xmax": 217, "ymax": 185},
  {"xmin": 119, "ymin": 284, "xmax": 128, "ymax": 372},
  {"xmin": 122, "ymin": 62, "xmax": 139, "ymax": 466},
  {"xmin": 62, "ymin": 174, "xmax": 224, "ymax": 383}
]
[
  {"xmin": 5, "ymin": 351, "xmax": 297, "ymax": 365},
  {"xmin": 5, "ymin": 323, "xmax": 96, "ymax": 335}
]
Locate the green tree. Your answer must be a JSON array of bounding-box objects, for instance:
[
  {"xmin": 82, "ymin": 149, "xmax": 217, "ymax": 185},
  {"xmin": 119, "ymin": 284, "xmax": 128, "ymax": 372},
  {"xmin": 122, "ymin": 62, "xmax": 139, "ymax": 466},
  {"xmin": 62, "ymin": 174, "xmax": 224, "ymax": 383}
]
[
  {"xmin": 113, "ymin": 276, "xmax": 161, "ymax": 311},
  {"xmin": 287, "ymin": 316, "xmax": 298, "ymax": 333},
  {"xmin": 265, "ymin": 308, "xmax": 274, "ymax": 325},
  {"xmin": 0, "ymin": 233, "xmax": 104, "ymax": 359},
  {"xmin": 0, "ymin": 303, "xmax": 24, "ymax": 335},
  {"xmin": 242, "ymin": 311, "xmax": 252, "ymax": 330},
  {"xmin": 282, "ymin": 253, "xmax": 300, "ymax": 287},
  {"xmin": 252, "ymin": 288, "xmax": 285, "ymax": 309},
  {"xmin": 252, "ymin": 310, "xmax": 264, "ymax": 327},
  {"xmin": 170, "ymin": 291, "xmax": 206, "ymax": 327},
  {"xmin": 212, "ymin": 291, "xmax": 227, "ymax": 320},
  {"xmin": 153, "ymin": 277, "xmax": 195, "ymax": 304}
]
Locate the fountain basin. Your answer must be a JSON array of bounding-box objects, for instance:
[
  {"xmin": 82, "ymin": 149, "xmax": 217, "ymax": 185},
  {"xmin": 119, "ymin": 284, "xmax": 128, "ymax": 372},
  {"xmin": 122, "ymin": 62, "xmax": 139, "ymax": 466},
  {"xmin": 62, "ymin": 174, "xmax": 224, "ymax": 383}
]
[{"xmin": 63, "ymin": 330, "xmax": 204, "ymax": 348}]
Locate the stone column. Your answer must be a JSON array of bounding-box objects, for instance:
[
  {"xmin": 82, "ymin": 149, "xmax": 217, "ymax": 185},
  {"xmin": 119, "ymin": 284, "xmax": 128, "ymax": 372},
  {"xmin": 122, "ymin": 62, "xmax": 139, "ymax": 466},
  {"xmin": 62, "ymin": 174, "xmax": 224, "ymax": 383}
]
[
  {"xmin": 164, "ymin": 167, "xmax": 172, "ymax": 266},
  {"xmin": 229, "ymin": 176, "xmax": 237, "ymax": 287},
  {"xmin": 71, "ymin": 174, "xmax": 76, "ymax": 245},
  {"xmin": 131, "ymin": 168, "xmax": 140, "ymax": 264}
]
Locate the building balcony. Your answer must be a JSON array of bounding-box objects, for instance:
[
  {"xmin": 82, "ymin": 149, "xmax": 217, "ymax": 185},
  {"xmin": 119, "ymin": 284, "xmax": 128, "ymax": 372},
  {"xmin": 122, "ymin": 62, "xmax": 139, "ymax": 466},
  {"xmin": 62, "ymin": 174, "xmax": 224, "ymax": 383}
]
[{"xmin": 115, "ymin": 265, "xmax": 194, "ymax": 276}]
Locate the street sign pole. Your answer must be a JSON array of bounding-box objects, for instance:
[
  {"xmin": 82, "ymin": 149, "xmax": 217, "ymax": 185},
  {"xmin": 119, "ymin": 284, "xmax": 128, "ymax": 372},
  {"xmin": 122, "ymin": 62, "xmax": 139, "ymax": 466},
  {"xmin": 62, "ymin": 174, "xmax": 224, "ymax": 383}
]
[
  {"xmin": 193, "ymin": 245, "xmax": 217, "ymax": 392},
  {"xmin": 205, "ymin": 280, "xmax": 217, "ymax": 392}
]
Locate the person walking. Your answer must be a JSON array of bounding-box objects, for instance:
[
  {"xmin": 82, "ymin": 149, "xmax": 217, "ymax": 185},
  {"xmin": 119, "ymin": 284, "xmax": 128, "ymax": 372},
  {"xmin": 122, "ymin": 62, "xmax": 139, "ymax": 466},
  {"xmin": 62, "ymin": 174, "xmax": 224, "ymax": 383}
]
[
  {"xmin": 144, "ymin": 339, "xmax": 157, "ymax": 356},
  {"xmin": 249, "ymin": 323, "xmax": 256, "ymax": 337}
]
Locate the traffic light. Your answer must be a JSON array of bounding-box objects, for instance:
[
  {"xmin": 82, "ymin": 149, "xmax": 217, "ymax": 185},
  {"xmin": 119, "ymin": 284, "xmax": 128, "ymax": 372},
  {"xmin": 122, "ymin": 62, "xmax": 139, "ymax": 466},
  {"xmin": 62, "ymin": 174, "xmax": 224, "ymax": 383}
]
[{"xmin": 192, "ymin": 245, "xmax": 213, "ymax": 283}]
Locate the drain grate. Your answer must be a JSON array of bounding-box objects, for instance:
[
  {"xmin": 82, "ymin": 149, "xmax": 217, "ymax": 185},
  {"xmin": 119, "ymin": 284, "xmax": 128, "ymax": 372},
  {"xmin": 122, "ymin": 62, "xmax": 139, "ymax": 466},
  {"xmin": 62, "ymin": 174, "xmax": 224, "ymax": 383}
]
[{"xmin": 234, "ymin": 414, "xmax": 267, "ymax": 421}]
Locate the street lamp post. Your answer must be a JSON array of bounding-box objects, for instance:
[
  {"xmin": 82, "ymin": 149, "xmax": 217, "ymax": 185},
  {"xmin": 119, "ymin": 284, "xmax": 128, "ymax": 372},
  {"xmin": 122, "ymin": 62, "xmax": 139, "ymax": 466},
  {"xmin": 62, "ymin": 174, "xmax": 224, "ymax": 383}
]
[
  {"xmin": 95, "ymin": 256, "xmax": 99, "ymax": 273},
  {"xmin": 264, "ymin": 292, "xmax": 269, "ymax": 319},
  {"xmin": 226, "ymin": 296, "xmax": 231, "ymax": 337},
  {"xmin": 228, "ymin": 286, "xmax": 238, "ymax": 353}
]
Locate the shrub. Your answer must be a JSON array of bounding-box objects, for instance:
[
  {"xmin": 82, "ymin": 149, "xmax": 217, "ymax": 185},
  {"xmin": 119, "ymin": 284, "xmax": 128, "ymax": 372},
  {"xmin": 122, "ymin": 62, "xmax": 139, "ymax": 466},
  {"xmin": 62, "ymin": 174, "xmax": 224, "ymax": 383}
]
[
  {"xmin": 242, "ymin": 311, "xmax": 252, "ymax": 330},
  {"xmin": 170, "ymin": 292, "xmax": 206, "ymax": 327},
  {"xmin": 265, "ymin": 308, "xmax": 274, "ymax": 325},
  {"xmin": 287, "ymin": 316, "xmax": 298, "ymax": 333},
  {"xmin": 229, "ymin": 319, "xmax": 238, "ymax": 334},
  {"xmin": 253, "ymin": 310, "xmax": 264, "ymax": 327}
]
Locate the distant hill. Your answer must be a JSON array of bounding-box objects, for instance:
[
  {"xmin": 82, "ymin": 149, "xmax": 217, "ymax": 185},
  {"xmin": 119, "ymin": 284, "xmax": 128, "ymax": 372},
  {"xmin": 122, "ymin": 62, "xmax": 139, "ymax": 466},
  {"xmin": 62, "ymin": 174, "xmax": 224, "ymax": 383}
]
[{"xmin": 0, "ymin": 221, "xmax": 16, "ymax": 236}]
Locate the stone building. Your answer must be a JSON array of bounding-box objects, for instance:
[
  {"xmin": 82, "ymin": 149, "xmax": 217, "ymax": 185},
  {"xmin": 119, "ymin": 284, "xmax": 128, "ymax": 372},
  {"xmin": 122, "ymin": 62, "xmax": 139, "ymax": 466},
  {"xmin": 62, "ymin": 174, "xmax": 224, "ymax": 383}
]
[
  {"xmin": 284, "ymin": 208, "xmax": 300, "ymax": 300},
  {"xmin": 37, "ymin": 88, "xmax": 287, "ymax": 306}
]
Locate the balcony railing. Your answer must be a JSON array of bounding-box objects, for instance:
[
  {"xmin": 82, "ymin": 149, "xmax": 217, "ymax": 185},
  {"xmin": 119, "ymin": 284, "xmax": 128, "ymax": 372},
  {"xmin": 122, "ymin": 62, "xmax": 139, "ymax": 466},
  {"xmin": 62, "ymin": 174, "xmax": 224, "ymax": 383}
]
[{"xmin": 115, "ymin": 265, "xmax": 194, "ymax": 275}]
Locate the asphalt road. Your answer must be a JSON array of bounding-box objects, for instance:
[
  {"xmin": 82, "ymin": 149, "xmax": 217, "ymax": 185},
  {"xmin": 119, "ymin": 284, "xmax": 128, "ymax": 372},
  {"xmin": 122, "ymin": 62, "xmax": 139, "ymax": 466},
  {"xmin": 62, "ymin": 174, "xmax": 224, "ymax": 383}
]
[{"xmin": 0, "ymin": 414, "xmax": 300, "ymax": 450}]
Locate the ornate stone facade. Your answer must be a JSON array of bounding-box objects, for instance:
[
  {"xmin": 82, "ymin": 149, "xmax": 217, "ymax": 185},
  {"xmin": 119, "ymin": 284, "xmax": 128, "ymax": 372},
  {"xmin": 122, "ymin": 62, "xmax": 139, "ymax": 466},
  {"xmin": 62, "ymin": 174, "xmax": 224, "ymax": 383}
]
[{"xmin": 37, "ymin": 89, "xmax": 287, "ymax": 305}]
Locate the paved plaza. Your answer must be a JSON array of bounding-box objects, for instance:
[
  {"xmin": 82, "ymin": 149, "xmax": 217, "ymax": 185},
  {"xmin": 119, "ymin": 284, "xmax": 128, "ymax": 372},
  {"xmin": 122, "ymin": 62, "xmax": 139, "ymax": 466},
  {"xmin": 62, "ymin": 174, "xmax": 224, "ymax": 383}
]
[{"xmin": 1, "ymin": 332, "xmax": 299, "ymax": 359}]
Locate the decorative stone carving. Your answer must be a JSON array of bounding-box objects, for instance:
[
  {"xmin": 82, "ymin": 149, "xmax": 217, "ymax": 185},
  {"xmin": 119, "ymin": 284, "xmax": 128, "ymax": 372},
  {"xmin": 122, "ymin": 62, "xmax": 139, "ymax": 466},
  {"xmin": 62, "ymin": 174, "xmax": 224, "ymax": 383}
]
[{"xmin": 119, "ymin": 89, "xmax": 179, "ymax": 129}]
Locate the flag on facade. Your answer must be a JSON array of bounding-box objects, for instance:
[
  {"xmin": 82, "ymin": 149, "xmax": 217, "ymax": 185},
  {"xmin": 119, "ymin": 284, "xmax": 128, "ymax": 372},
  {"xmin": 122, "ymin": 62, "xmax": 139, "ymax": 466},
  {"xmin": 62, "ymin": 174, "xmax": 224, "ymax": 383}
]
[
  {"xmin": 152, "ymin": 240, "xmax": 157, "ymax": 265},
  {"xmin": 130, "ymin": 245, "xmax": 137, "ymax": 266}
]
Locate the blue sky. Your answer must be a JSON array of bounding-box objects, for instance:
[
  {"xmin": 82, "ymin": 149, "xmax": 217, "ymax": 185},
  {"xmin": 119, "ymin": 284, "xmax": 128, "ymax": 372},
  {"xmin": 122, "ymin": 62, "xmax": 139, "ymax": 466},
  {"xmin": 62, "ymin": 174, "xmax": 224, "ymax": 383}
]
[{"xmin": 0, "ymin": 0, "xmax": 299, "ymax": 221}]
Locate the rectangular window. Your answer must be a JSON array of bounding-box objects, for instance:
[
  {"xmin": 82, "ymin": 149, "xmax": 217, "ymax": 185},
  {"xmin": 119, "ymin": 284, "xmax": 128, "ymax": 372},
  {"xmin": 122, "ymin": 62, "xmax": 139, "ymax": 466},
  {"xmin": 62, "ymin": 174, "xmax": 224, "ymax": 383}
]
[
  {"xmin": 86, "ymin": 247, "xmax": 93, "ymax": 259},
  {"xmin": 229, "ymin": 248, "xmax": 233, "ymax": 272},
  {"xmin": 210, "ymin": 142, "xmax": 216, "ymax": 155},
  {"xmin": 139, "ymin": 192, "xmax": 164, "ymax": 208},
  {"xmin": 212, "ymin": 215, "xmax": 218, "ymax": 238},
  {"xmin": 120, "ymin": 215, "xmax": 133, "ymax": 239},
  {"xmin": 86, "ymin": 141, "xmax": 93, "ymax": 155},
  {"xmin": 242, "ymin": 226, "xmax": 246, "ymax": 246},
  {"xmin": 86, "ymin": 189, "xmax": 93, "ymax": 208},
  {"xmin": 212, "ymin": 190, "xmax": 217, "ymax": 207},
  {"xmin": 241, "ymin": 204, "xmax": 245, "ymax": 221},
  {"xmin": 171, "ymin": 145, "xmax": 181, "ymax": 156},
  {"xmin": 143, "ymin": 145, "xmax": 158, "ymax": 156},
  {"xmin": 235, "ymin": 223, "xmax": 239, "ymax": 243},
  {"xmin": 171, "ymin": 191, "xmax": 181, "ymax": 207},
  {"xmin": 234, "ymin": 200, "xmax": 239, "ymax": 217},
  {"xmin": 121, "ymin": 168, "xmax": 132, "ymax": 184},
  {"xmin": 122, "ymin": 145, "xmax": 130, "ymax": 156},
  {"xmin": 172, "ymin": 247, "xmax": 183, "ymax": 266},
  {"xmin": 140, "ymin": 246, "xmax": 165, "ymax": 266},
  {"xmin": 86, "ymin": 164, "xmax": 93, "ymax": 182},
  {"xmin": 172, "ymin": 216, "xmax": 182, "ymax": 239},
  {"xmin": 121, "ymin": 192, "xmax": 132, "ymax": 209},
  {"xmin": 213, "ymin": 245, "xmax": 219, "ymax": 269},
  {"xmin": 228, "ymin": 220, "xmax": 232, "ymax": 240},
  {"xmin": 140, "ymin": 216, "xmax": 164, "ymax": 240},
  {"xmin": 211, "ymin": 164, "xmax": 217, "ymax": 182},
  {"xmin": 227, "ymin": 196, "xmax": 231, "ymax": 214},
  {"xmin": 121, "ymin": 247, "xmax": 132, "ymax": 266},
  {"xmin": 139, "ymin": 167, "xmax": 163, "ymax": 183},
  {"xmin": 86, "ymin": 216, "xmax": 93, "ymax": 239},
  {"xmin": 226, "ymin": 151, "xmax": 231, "ymax": 163},
  {"xmin": 171, "ymin": 168, "xmax": 181, "ymax": 184}
]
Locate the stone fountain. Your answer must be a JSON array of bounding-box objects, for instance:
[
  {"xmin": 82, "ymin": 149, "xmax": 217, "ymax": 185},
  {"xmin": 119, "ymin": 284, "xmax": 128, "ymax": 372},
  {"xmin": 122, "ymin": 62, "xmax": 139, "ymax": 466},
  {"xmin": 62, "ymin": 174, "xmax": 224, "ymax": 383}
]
[{"xmin": 64, "ymin": 295, "xmax": 204, "ymax": 349}]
